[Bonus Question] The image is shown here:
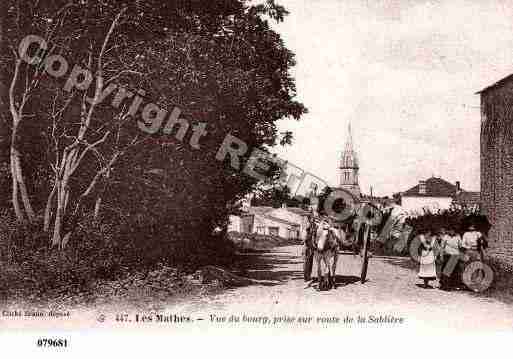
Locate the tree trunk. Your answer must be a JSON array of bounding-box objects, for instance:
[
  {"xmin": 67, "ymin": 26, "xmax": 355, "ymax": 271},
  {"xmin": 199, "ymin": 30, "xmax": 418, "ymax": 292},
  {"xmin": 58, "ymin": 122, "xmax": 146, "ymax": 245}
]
[
  {"xmin": 63, "ymin": 188, "xmax": 69, "ymax": 213},
  {"xmin": 51, "ymin": 180, "xmax": 65, "ymax": 247},
  {"xmin": 0, "ymin": 0, "xmax": 8, "ymax": 138},
  {"xmin": 9, "ymin": 119, "xmax": 33, "ymax": 222},
  {"xmin": 49, "ymin": 9, "xmax": 126, "ymax": 248},
  {"xmin": 10, "ymin": 151, "xmax": 24, "ymax": 222},
  {"xmin": 51, "ymin": 204, "xmax": 63, "ymax": 247},
  {"xmin": 51, "ymin": 152, "xmax": 73, "ymax": 247},
  {"xmin": 44, "ymin": 182, "xmax": 57, "ymax": 231},
  {"xmin": 93, "ymin": 196, "xmax": 102, "ymax": 219},
  {"xmin": 14, "ymin": 151, "xmax": 35, "ymax": 222},
  {"xmin": 8, "ymin": 59, "xmax": 35, "ymax": 223}
]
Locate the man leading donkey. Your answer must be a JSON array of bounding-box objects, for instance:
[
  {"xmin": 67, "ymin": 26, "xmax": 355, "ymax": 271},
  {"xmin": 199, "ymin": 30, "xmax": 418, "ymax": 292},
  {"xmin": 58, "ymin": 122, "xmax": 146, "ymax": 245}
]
[{"xmin": 304, "ymin": 215, "xmax": 346, "ymax": 290}]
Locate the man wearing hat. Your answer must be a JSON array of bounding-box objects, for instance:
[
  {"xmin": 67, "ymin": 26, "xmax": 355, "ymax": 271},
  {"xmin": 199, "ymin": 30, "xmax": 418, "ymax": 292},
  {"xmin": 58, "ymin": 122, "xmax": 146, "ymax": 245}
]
[{"xmin": 303, "ymin": 214, "xmax": 318, "ymax": 281}]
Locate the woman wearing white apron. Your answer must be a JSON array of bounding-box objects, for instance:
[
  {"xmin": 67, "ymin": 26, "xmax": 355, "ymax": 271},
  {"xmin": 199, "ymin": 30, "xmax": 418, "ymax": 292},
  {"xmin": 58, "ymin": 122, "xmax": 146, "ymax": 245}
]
[{"xmin": 418, "ymin": 230, "xmax": 437, "ymax": 288}]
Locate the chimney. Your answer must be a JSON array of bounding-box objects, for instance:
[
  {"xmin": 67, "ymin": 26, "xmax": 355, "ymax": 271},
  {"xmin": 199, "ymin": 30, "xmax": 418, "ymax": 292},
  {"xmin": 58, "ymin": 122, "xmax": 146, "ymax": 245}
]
[{"xmin": 456, "ymin": 181, "xmax": 461, "ymax": 194}]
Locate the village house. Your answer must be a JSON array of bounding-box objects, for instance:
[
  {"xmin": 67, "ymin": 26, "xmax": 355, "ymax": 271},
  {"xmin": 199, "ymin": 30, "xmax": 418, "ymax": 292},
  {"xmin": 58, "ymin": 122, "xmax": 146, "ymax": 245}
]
[
  {"xmin": 452, "ymin": 191, "xmax": 481, "ymax": 211},
  {"xmin": 228, "ymin": 204, "xmax": 310, "ymax": 240},
  {"xmin": 478, "ymin": 74, "xmax": 513, "ymax": 266},
  {"xmin": 398, "ymin": 177, "xmax": 479, "ymax": 214}
]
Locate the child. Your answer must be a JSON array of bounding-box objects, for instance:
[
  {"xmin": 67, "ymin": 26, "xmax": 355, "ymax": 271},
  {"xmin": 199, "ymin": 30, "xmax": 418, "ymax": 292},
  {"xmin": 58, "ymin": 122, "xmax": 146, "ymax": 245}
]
[{"xmin": 418, "ymin": 229, "xmax": 437, "ymax": 288}]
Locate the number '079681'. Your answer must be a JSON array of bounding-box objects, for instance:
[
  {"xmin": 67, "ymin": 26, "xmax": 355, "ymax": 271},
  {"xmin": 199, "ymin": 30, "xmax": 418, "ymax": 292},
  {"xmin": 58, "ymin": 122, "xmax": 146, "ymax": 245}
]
[{"xmin": 37, "ymin": 338, "xmax": 68, "ymax": 348}]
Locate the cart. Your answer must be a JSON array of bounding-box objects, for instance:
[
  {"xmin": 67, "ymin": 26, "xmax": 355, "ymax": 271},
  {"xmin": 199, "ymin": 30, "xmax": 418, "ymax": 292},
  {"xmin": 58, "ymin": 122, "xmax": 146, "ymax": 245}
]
[{"xmin": 303, "ymin": 191, "xmax": 383, "ymax": 285}]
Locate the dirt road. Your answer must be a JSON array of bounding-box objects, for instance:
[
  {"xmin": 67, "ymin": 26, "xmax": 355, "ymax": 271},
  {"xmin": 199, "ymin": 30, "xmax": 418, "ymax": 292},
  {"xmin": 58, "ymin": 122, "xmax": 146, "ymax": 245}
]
[{"xmin": 171, "ymin": 245, "xmax": 513, "ymax": 331}]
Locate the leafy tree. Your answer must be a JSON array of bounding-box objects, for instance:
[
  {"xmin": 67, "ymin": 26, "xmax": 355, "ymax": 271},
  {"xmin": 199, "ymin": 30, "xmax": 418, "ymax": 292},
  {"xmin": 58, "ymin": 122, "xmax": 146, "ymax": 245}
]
[
  {"xmin": 0, "ymin": 0, "xmax": 307, "ymax": 254},
  {"xmin": 252, "ymin": 185, "xmax": 294, "ymax": 208}
]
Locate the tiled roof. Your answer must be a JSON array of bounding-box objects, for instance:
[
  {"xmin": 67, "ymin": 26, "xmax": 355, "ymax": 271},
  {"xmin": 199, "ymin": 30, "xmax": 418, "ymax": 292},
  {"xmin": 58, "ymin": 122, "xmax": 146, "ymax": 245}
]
[
  {"xmin": 242, "ymin": 206, "xmax": 304, "ymax": 226},
  {"xmin": 402, "ymin": 177, "xmax": 459, "ymax": 197},
  {"xmin": 285, "ymin": 207, "xmax": 311, "ymax": 216},
  {"xmin": 476, "ymin": 73, "xmax": 513, "ymax": 94},
  {"xmin": 264, "ymin": 215, "xmax": 300, "ymax": 227},
  {"xmin": 453, "ymin": 191, "xmax": 481, "ymax": 206},
  {"xmin": 244, "ymin": 206, "xmax": 310, "ymax": 217},
  {"xmin": 244, "ymin": 206, "xmax": 274, "ymax": 216}
]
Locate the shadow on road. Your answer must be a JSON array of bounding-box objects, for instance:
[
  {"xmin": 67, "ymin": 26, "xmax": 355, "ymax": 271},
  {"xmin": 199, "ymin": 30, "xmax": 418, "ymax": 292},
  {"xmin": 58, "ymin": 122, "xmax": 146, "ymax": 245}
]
[
  {"xmin": 333, "ymin": 275, "xmax": 361, "ymax": 287},
  {"xmin": 226, "ymin": 248, "xmax": 366, "ymax": 292},
  {"xmin": 228, "ymin": 251, "xmax": 303, "ymax": 286},
  {"xmin": 303, "ymin": 275, "xmax": 361, "ymax": 291},
  {"xmin": 379, "ymin": 256, "xmax": 417, "ymax": 271}
]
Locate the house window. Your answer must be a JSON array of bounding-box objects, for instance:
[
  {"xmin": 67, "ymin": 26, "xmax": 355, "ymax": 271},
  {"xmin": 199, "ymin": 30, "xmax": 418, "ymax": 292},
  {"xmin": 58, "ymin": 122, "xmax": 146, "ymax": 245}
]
[
  {"xmin": 256, "ymin": 226, "xmax": 265, "ymax": 234},
  {"xmin": 288, "ymin": 229, "xmax": 299, "ymax": 239},
  {"xmin": 419, "ymin": 181, "xmax": 427, "ymax": 195},
  {"xmin": 268, "ymin": 227, "xmax": 279, "ymax": 236}
]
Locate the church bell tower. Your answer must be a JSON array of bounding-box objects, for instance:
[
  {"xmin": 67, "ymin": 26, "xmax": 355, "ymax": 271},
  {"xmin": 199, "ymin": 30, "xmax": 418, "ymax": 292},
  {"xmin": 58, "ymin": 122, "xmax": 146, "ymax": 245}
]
[{"xmin": 339, "ymin": 123, "xmax": 361, "ymax": 198}]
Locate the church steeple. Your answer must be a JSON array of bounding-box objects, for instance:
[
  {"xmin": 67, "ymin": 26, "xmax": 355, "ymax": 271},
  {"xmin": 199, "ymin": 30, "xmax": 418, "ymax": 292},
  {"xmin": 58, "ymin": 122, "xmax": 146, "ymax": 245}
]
[
  {"xmin": 339, "ymin": 122, "xmax": 361, "ymax": 197},
  {"xmin": 345, "ymin": 123, "xmax": 354, "ymax": 153}
]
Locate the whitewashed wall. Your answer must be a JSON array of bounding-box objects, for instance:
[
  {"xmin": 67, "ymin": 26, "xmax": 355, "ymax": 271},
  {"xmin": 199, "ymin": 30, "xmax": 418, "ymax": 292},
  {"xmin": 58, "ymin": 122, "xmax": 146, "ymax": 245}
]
[
  {"xmin": 228, "ymin": 208, "xmax": 307, "ymax": 239},
  {"xmin": 228, "ymin": 215, "xmax": 242, "ymax": 232},
  {"xmin": 252, "ymin": 215, "xmax": 297, "ymax": 238},
  {"xmin": 401, "ymin": 196, "xmax": 453, "ymax": 215},
  {"xmin": 268, "ymin": 208, "xmax": 309, "ymax": 240}
]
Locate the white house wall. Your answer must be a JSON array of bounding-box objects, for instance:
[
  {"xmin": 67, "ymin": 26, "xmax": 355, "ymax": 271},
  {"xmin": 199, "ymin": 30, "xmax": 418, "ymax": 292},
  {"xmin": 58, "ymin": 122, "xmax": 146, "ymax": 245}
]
[
  {"xmin": 229, "ymin": 208, "xmax": 308, "ymax": 239},
  {"xmin": 401, "ymin": 196, "xmax": 453, "ymax": 215},
  {"xmin": 227, "ymin": 215, "xmax": 242, "ymax": 232},
  {"xmin": 268, "ymin": 208, "xmax": 308, "ymax": 240},
  {"xmin": 252, "ymin": 215, "xmax": 296, "ymax": 238}
]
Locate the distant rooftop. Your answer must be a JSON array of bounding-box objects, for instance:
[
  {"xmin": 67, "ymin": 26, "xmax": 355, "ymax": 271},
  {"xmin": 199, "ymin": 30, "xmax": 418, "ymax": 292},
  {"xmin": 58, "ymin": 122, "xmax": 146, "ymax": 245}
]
[
  {"xmin": 402, "ymin": 177, "xmax": 460, "ymax": 197},
  {"xmin": 244, "ymin": 206, "xmax": 274, "ymax": 216},
  {"xmin": 243, "ymin": 205, "xmax": 310, "ymax": 217},
  {"xmin": 285, "ymin": 207, "xmax": 311, "ymax": 216},
  {"xmin": 476, "ymin": 73, "xmax": 513, "ymax": 94}
]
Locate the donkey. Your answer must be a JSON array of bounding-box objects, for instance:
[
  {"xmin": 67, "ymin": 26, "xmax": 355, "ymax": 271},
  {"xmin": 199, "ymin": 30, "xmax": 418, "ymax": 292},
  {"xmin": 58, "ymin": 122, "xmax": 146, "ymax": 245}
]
[{"xmin": 314, "ymin": 220, "xmax": 342, "ymax": 291}]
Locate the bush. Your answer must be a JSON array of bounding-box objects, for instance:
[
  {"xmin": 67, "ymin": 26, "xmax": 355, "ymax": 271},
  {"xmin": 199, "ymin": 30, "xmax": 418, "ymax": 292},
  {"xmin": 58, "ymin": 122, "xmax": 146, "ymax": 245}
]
[
  {"xmin": 0, "ymin": 212, "xmax": 237, "ymax": 303},
  {"xmin": 404, "ymin": 208, "xmax": 491, "ymax": 236},
  {"xmin": 370, "ymin": 208, "xmax": 492, "ymax": 258},
  {"xmin": 228, "ymin": 231, "xmax": 302, "ymax": 251}
]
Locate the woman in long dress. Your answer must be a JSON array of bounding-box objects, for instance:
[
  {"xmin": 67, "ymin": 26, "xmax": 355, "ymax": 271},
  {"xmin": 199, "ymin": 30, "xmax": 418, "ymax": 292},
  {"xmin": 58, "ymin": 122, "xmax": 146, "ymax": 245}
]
[{"xmin": 418, "ymin": 230, "xmax": 437, "ymax": 288}]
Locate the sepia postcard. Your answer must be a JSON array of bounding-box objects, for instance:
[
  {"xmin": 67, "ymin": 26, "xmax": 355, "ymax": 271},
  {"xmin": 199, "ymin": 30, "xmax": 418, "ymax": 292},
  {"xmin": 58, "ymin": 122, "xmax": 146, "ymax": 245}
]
[{"xmin": 1, "ymin": 0, "xmax": 513, "ymax": 356}]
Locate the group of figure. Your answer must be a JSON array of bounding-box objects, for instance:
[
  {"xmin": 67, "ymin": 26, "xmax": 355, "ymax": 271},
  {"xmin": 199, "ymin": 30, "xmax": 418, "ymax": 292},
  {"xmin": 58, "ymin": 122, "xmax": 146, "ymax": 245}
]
[{"xmin": 417, "ymin": 225, "xmax": 488, "ymax": 290}]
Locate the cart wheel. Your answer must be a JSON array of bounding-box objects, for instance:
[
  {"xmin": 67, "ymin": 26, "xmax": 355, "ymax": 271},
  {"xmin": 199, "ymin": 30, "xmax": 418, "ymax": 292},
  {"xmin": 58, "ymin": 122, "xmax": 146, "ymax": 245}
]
[{"xmin": 360, "ymin": 225, "xmax": 370, "ymax": 283}]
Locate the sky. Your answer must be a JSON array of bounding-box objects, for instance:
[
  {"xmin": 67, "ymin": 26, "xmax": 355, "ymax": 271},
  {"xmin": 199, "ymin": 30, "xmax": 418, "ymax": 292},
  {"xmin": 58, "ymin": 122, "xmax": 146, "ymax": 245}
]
[{"xmin": 272, "ymin": 0, "xmax": 513, "ymax": 196}]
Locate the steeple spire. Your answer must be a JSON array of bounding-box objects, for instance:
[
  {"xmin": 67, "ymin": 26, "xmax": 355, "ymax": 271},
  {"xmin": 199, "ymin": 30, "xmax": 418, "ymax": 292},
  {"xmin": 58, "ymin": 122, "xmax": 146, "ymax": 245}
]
[
  {"xmin": 341, "ymin": 122, "xmax": 358, "ymax": 169},
  {"xmin": 339, "ymin": 121, "xmax": 361, "ymax": 197},
  {"xmin": 345, "ymin": 122, "xmax": 353, "ymax": 153}
]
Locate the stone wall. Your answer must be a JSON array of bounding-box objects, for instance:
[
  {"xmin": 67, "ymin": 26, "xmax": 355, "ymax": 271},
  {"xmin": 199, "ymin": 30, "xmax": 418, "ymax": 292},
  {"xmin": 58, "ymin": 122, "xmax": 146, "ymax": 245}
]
[{"xmin": 480, "ymin": 83, "xmax": 513, "ymax": 265}]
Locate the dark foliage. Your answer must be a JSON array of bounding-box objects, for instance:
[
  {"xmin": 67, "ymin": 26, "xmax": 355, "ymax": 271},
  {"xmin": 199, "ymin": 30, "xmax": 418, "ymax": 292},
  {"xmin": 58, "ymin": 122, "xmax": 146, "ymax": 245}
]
[
  {"xmin": 251, "ymin": 184, "xmax": 305, "ymax": 208},
  {"xmin": 405, "ymin": 208, "xmax": 491, "ymax": 236},
  {"xmin": 0, "ymin": 0, "xmax": 307, "ymax": 303},
  {"xmin": 228, "ymin": 231, "xmax": 301, "ymax": 251},
  {"xmin": 0, "ymin": 213, "xmax": 236, "ymax": 302}
]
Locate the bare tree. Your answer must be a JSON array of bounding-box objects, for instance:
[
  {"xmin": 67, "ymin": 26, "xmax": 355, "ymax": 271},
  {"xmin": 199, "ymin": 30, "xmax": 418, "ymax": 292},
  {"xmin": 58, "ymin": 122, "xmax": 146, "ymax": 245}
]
[
  {"xmin": 8, "ymin": 49, "xmax": 39, "ymax": 223},
  {"xmin": 45, "ymin": 9, "xmax": 129, "ymax": 247}
]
